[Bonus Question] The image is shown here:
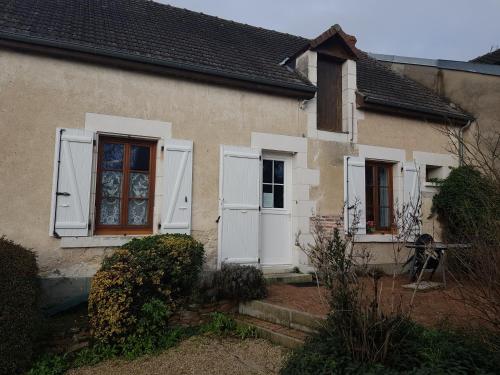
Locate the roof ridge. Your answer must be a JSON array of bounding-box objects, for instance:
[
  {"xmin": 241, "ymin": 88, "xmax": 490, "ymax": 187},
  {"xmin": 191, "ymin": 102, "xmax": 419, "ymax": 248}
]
[{"xmin": 151, "ymin": 1, "xmax": 309, "ymax": 43}]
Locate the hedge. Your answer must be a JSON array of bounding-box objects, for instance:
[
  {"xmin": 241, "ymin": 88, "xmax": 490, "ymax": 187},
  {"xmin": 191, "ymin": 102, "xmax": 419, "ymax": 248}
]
[{"xmin": 0, "ymin": 236, "xmax": 41, "ymax": 375}]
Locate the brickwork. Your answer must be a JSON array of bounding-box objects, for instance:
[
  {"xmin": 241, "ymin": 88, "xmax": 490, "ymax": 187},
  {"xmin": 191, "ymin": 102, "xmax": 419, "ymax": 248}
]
[{"xmin": 310, "ymin": 215, "xmax": 343, "ymax": 233}]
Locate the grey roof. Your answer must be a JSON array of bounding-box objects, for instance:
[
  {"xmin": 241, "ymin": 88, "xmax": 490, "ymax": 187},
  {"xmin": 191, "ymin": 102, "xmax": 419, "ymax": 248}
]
[
  {"xmin": 0, "ymin": 0, "xmax": 471, "ymax": 122},
  {"xmin": 372, "ymin": 53, "xmax": 500, "ymax": 77},
  {"xmin": 471, "ymin": 48, "xmax": 500, "ymax": 65}
]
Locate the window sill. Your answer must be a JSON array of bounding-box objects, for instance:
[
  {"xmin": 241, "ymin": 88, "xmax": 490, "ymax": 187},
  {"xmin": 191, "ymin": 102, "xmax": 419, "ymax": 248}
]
[
  {"xmin": 355, "ymin": 234, "xmax": 396, "ymax": 243},
  {"xmin": 60, "ymin": 235, "xmax": 148, "ymax": 248}
]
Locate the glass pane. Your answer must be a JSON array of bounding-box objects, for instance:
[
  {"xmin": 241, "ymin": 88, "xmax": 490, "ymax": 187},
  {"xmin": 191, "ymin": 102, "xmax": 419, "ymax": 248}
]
[
  {"xmin": 102, "ymin": 143, "xmax": 124, "ymax": 169},
  {"xmin": 130, "ymin": 145, "xmax": 150, "ymax": 171},
  {"xmin": 263, "ymin": 159, "xmax": 273, "ymax": 183},
  {"xmin": 379, "ymin": 207, "xmax": 390, "ymax": 228},
  {"xmin": 262, "ymin": 184, "xmax": 273, "ymax": 208},
  {"xmin": 365, "ymin": 165, "xmax": 373, "ymax": 186},
  {"xmin": 129, "ymin": 173, "xmax": 149, "ymax": 198},
  {"xmin": 274, "ymin": 185, "xmax": 284, "ymax": 208},
  {"xmin": 99, "ymin": 198, "xmax": 120, "ymax": 225},
  {"xmin": 274, "ymin": 161, "xmax": 284, "ymax": 184},
  {"xmin": 128, "ymin": 199, "xmax": 148, "ymax": 225},
  {"xmin": 378, "ymin": 166, "xmax": 389, "ymax": 187},
  {"xmin": 101, "ymin": 171, "xmax": 122, "ymax": 198}
]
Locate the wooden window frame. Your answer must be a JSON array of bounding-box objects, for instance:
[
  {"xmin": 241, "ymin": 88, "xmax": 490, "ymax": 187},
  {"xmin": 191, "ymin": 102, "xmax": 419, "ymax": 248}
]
[
  {"xmin": 95, "ymin": 136, "xmax": 157, "ymax": 235},
  {"xmin": 365, "ymin": 161, "xmax": 394, "ymax": 234}
]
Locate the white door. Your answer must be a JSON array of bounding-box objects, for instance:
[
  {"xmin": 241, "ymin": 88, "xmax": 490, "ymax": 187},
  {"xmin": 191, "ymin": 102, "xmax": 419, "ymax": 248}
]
[
  {"xmin": 260, "ymin": 154, "xmax": 292, "ymax": 267},
  {"xmin": 218, "ymin": 146, "xmax": 261, "ymax": 266}
]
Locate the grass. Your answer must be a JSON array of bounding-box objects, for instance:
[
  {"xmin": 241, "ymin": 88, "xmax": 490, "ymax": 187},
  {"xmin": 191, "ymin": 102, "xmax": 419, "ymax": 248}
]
[{"xmin": 28, "ymin": 313, "xmax": 257, "ymax": 375}]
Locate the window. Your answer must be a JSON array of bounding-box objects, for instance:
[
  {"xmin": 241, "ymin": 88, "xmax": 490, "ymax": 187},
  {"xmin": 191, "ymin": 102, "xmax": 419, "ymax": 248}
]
[
  {"xmin": 262, "ymin": 159, "xmax": 285, "ymax": 208},
  {"xmin": 95, "ymin": 136, "xmax": 156, "ymax": 235},
  {"xmin": 317, "ymin": 54, "xmax": 343, "ymax": 132},
  {"xmin": 365, "ymin": 162, "xmax": 393, "ymax": 233}
]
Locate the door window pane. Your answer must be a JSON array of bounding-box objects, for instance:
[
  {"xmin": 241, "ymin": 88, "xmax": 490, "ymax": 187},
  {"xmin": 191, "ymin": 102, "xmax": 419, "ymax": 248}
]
[
  {"xmin": 130, "ymin": 145, "xmax": 150, "ymax": 171},
  {"xmin": 274, "ymin": 185, "xmax": 284, "ymax": 208},
  {"xmin": 263, "ymin": 160, "xmax": 273, "ymax": 183},
  {"xmin": 102, "ymin": 143, "xmax": 124, "ymax": 169},
  {"xmin": 262, "ymin": 184, "xmax": 273, "ymax": 208},
  {"xmin": 262, "ymin": 159, "xmax": 285, "ymax": 209},
  {"xmin": 274, "ymin": 161, "xmax": 284, "ymax": 184}
]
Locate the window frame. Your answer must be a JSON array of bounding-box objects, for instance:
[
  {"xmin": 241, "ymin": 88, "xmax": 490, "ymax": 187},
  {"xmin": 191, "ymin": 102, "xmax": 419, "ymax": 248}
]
[
  {"xmin": 262, "ymin": 158, "xmax": 287, "ymax": 210},
  {"xmin": 365, "ymin": 161, "xmax": 394, "ymax": 234},
  {"xmin": 95, "ymin": 136, "xmax": 157, "ymax": 235}
]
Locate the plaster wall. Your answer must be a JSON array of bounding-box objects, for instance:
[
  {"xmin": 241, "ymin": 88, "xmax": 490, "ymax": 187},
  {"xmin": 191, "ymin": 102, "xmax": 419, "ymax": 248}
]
[{"xmin": 0, "ymin": 48, "xmax": 307, "ymax": 281}]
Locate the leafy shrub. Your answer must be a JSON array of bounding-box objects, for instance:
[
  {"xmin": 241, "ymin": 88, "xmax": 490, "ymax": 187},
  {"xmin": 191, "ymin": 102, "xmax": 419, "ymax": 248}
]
[
  {"xmin": 200, "ymin": 264, "xmax": 267, "ymax": 301},
  {"xmin": 432, "ymin": 166, "xmax": 500, "ymax": 243},
  {"xmin": 201, "ymin": 312, "xmax": 257, "ymax": 339},
  {"xmin": 0, "ymin": 236, "xmax": 41, "ymax": 375},
  {"xmin": 28, "ymin": 326, "xmax": 193, "ymax": 375},
  {"xmin": 88, "ymin": 234, "xmax": 204, "ymax": 344},
  {"xmin": 281, "ymin": 323, "xmax": 500, "ymax": 374}
]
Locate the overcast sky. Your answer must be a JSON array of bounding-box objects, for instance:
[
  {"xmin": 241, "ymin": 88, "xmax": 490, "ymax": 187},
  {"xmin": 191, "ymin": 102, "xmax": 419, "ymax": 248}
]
[{"xmin": 159, "ymin": 0, "xmax": 499, "ymax": 61}]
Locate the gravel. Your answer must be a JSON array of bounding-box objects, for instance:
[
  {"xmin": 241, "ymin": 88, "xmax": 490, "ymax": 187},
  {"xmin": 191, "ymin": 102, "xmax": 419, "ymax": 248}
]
[{"xmin": 68, "ymin": 336, "xmax": 288, "ymax": 375}]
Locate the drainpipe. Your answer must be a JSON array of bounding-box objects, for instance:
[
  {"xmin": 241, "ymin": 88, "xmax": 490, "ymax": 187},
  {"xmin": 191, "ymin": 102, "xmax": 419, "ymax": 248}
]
[
  {"xmin": 345, "ymin": 156, "xmax": 350, "ymax": 234},
  {"xmin": 458, "ymin": 120, "xmax": 472, "ymax": 166}
]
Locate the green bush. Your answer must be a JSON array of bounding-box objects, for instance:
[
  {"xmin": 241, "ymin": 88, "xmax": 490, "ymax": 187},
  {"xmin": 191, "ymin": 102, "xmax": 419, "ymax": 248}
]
[
  {"xmin": 88, "ymin": 234, "xmax": 204, "ymax": 344},
  {"xmin": 281, "ymin": 322, "xmax": 500, "ymax": 374},
  {"xmin": 213, "ymin": 264, "xmax": 267, "ymax": 301},
  {"xmin": 432, "ymin": 166, "xmax": 500, "ymax": 243},
  {"xmin": 0, "ymin": 236, "xmax": 41, "ymax": 375}
]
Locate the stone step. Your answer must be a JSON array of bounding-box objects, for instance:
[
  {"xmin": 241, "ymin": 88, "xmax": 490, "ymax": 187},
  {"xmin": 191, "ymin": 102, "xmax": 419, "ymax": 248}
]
[
  {"xmin": 235, "ymin": 315, "xmax": 307, "ymax": 349},
  {"xmin": 263, "ymin": 272, "xmax": 313, "ymax": 285},
  {"xmin": 239, "ymin": 300, "xmax": 326, "ymax": 334}
]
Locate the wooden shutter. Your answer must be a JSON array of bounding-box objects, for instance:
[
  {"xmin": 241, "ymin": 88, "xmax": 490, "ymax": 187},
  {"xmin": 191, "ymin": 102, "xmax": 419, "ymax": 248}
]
[
  {"xmin": 344, "ymin": 156, "xmax": 366, "ymax": 235},
  {"xmin": 403, "ymin": 161, "xmax": 421, "ymax": 237},
  {"xmin": 50, "ymin": 128, "xmax": 94, "ymax": 237},
  {"xmin": 219, "ymin": 146, "xmax": 261, "ymax": 266},
  {"xmin": 317, "ymin": 54, "xmax": 343, "ymax": 132},
  {"xmin": 161, "ymin": 139, "xmax": 193, "ymax": 234}
]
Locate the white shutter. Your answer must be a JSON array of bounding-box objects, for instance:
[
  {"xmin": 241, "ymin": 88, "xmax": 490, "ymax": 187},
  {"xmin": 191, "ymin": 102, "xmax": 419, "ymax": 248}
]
[
  {"xmin": 344, "ymin": 156, "xmax": 366, "ymax": 235},
  {"xmin": 219, "ymin": 146, "xmax": 261, "ymax": 266},
  {"xmin": 50, "ymin": 128, "xmax": 94, "ymax": 237},
  {"xmin": 161, "ymin": 139, "xmax": 193, "ymax": 234},
  {"xmin": 403, "ymin": 161, "xmax": 421, "ymax": 237}
]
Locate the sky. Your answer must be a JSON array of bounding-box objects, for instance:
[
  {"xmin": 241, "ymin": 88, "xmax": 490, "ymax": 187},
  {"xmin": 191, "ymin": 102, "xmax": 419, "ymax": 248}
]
[{"xmin": 159, "ymin": 0, "xmax": 500, "ymax": 61}]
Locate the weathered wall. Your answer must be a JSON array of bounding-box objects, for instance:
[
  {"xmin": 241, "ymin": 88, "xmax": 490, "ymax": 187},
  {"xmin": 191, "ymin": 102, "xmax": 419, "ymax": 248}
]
[
  {"xmin": 381, "ymin": 62, "xmax": 500, "ymax": 139},
  {"xmin": 0, "ymin": 48, "xmax": 306, "ymax": 280}
]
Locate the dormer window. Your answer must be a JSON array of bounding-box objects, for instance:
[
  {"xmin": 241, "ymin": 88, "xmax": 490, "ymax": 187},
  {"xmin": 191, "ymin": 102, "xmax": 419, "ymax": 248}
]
[{"xmin": 317, "ymin": 54, "xmax": 343, "ymax": 132}]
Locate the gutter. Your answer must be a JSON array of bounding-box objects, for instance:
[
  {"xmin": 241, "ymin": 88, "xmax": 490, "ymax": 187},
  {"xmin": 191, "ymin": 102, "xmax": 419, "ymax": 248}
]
[
  {"xmin": 361, "ymin": 94, "xmax": 473, "ymax": 124},
  {"xmin": 0, "ymin": 31, "xmax": 316, "ymax": 98}
]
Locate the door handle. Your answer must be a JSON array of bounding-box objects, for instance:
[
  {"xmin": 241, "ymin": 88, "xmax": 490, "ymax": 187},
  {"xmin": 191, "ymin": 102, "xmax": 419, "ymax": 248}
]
[{"xmin": 241, "ymin": 210, "xmax": 248, "ymax": 213}]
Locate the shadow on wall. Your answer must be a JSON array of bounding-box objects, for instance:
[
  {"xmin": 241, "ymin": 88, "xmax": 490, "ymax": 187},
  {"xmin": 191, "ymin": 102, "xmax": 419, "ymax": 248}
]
[{"xmin": 41, "ymin": 277, "xmax": 92, "ymax": 315}]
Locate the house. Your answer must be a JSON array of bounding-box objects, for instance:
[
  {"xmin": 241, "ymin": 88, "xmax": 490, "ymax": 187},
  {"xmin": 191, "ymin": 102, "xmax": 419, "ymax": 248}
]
[{"xmin": 0, "ymin": 0, "xmax": 472, "ymax": 310}]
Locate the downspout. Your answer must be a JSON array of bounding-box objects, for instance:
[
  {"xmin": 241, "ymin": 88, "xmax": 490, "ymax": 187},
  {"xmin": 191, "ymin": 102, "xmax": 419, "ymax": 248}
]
[
  {"xmin": 345, "ymin": 156, "xmax": 350, "ymax": 234},
  {"xmin": 458, "ymin": 120, "xmax": 472, "ymax": 166}
]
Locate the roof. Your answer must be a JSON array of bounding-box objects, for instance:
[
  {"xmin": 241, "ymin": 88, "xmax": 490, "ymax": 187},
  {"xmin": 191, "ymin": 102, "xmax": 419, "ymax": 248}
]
[
  {"xmin": 0, "ymin": 0, "xmax": 471, "ymax": 122},
  {"xmin": 470, "ymin": 48, "xmax": 500, "ymax": 65},
  {"xmin": 371, "ymin": 53, "xmax": 500, "ymax": 77},
  {"xmin": 0, "ymin": 0, "xmax": 315, "ymax": 95}
]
